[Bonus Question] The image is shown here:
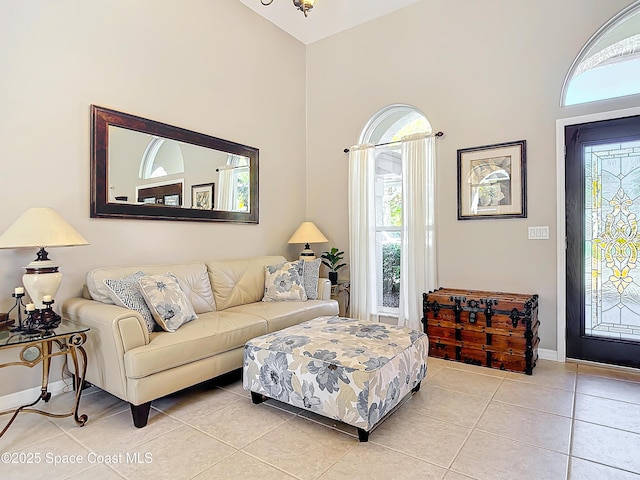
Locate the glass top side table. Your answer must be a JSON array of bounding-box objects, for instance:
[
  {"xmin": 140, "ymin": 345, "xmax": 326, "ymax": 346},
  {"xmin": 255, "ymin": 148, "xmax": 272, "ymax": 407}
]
[{"xmin": 0, "ymin": 324, "xmax": 90, "ymax": 438}]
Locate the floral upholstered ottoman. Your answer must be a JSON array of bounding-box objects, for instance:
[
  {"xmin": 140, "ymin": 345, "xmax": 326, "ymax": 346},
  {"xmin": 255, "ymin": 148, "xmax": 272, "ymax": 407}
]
[{"xmin": 243, "ymin": 315, "xmax": 429, "ymax": 441}]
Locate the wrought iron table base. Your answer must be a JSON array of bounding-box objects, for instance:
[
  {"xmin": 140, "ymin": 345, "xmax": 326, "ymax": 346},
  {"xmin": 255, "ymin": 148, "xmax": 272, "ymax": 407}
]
[{"xmin": 0, "ymin": 331, "xmax": 89, "ymax": 438}]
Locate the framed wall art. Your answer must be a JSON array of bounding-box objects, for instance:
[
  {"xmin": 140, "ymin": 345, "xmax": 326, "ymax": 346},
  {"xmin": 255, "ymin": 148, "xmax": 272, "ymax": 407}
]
[
  {"xmin": 457, "ymin": 140, "xmax": 527, "ymax": 220},
  {"xmin": 163, "ymin": 194, "xmax": 180, "ymax": 206},
  {"xmin": 192, "ymin": 183, "xmax": 215, "ymax": 210}
]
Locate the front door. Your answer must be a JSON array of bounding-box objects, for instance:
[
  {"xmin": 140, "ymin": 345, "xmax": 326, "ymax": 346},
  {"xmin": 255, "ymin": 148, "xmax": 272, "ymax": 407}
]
[{"xmin": 566, "ymin": 115, "xmax": 640, "ymax": 368}]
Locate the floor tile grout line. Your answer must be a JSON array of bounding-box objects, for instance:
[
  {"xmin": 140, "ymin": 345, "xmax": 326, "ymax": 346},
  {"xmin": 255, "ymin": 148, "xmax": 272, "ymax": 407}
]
[
  {"xmin": 473, "ymin": 425, "xmax": 571, "ymax": 457},
  {"xmin": 432, "ymin": 364, "xmax": 508, "ymax": 381},
  {"xmin": 567, "ymin": 373, "xmax": 579, "ymax": 480},
  {"xmin": 444, "ymin": 374, "xmax": 506, "ymax": 471},
  {"xmin": 183, "ymin": 448, "xmax": 241, "ymax": 480},
  {"xmin": 305, "ymin": 434, "xmax": 357, "ymax": 480},
  {"xmin": 231, "ymin": 410, "xmax": 358, "ymax": 480},
  {"xmin": 500, "ymin": 376, "xmax": 578, "ymax": 394},
  {"xmin": 446, "ymin": 467, "xmax": 483, "ymax": 480},
  {"xmin": 573, "ymin": 389, "xmax": 640, "ymax": 405},
  {"xmin": 499, "ymin": 375, "xmax": 578, "ymax": 392},
  {"xmin": 418, "ymin": 382, "xmax": 501, "ymax": 400},
  {"xmin": 239, "ymin": 449, "xmax": 305, "ymax": 480},
  {"xmin": 572, "ymin": 370, "xmax": 640, "ymax": 464},
  {"xmin": 365, "ymin": 439, "xmax": 453, "ymax": 471},
  {"xmin": 150, "ymin": 395, "xmax": 244, "ymax": 423},
  {"xmin": 489, "ymin": 398, "xmax": 574, "ymax": 419},
  {"xmin": 576, "ymin": 366, "xmax": 640, "ymax": 384},
  {"xmin": 185, "ymin": 409, "xmax": 295, "ymax": 451},
  {"xmin": 570, "ymin": 453, "xmax": 640, "ymax": 477},
  {"xmin": 63, "ymin": 414, "xmax": 186, "ymax": 456},
  {"xmin": 572, "ymin": 417, "xmax": 640, "ymax": 437},
  {"xmin": 60, "ymin": 461, "xmax": 128, "ymax": 480}
]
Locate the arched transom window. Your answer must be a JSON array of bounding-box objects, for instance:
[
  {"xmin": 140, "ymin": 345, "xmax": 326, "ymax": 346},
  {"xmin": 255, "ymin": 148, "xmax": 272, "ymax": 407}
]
[{"xmin": 562, "ymin": 1, "xmax": 640, "ymax": 106}]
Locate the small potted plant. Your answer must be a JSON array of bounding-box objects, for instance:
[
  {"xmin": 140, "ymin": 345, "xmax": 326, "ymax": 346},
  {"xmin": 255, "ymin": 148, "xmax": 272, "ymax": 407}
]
[{"xmin": 321, "ymin": 247, "xmax": 346, "ymax": 285}]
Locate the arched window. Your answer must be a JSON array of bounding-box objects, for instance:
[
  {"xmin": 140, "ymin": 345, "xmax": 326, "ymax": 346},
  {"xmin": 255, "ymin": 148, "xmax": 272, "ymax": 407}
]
[
  {"xmin": 359, "ymin": 105, "xmax": 431, "ymax": 313},
  {"xmin": 562, "ymin": 1, "xmax": 640, "ymax": 106},
  {"xmin": 139, "ymin": 137, "xmax": 185, "ymax": 179}
]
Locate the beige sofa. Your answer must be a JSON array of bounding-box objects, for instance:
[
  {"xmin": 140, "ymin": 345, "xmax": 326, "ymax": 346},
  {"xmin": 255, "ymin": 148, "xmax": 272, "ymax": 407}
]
[{"xmin": 62, "ymin": 255, "xmax": 339, "ymax": 428}]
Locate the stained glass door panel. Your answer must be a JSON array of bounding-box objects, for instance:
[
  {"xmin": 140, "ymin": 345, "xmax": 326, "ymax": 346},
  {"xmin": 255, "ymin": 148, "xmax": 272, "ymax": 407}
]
[
  {"xmin": 566, "ymin": 115, "xmax": 640, "ymax": 368},
  {"xmin": 585, "ymin": 140, "xmax": 640, "ymax": 342}
]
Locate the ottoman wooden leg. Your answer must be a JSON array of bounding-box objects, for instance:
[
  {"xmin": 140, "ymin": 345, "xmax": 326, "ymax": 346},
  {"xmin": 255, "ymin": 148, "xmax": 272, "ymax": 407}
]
[
  {"xmin": 412, "ymin": 382, "xmax": 421, "ymax": 393},
  {"xmin": 357, "ymin": 428, "xmax": 369, "ymax": 442},
  {"xmin": 251, "ymin": 391, "xmax": 266, "ymax": 404}
]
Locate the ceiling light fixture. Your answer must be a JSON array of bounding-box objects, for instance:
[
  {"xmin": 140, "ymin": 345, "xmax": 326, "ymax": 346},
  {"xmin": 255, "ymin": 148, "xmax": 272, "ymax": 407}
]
[{"xmin": 261, "ymin": 0, "xmax": 316, "ymax": 18}]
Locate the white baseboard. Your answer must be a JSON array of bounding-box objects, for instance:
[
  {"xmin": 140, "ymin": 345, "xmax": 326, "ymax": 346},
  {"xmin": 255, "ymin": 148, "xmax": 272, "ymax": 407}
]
[
  {"xmin": 538, "ymin": 348, "xmax": 559, "ymax": 361},
  {"xmin": 0, "ymin": 380, "xmax": 70, "ymax": 411}
]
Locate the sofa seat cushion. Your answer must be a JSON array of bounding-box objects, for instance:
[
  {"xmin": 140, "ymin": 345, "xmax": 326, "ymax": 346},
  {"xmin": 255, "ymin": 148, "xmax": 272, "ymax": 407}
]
[
  {"xmin": 226, "ymin": 300, "xmax": 339, "ymax": 333},
  {"xmin": 123, "ymin": 312, "xmax": 266, "ymax": 379}
]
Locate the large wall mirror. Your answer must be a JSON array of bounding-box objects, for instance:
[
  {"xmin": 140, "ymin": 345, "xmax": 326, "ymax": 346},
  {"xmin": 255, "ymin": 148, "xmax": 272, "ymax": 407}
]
[{"xmin": 91, "ymin": 105, "xmax": 259, "ymax": 223}]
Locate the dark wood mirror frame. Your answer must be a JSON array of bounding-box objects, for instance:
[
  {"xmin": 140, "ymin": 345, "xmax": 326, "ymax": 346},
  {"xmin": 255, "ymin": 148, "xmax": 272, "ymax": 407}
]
[{"xmin": 90, "ymin": 105, "xmax": 259, "ymax": 223}]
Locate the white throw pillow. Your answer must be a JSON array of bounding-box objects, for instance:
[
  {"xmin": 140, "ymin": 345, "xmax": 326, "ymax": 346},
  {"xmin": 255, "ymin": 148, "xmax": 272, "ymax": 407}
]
[
  {"xmin": 263, "ymin": 260, "xmax": 308, "ymax": 302},
  {"xmin": 138, "ymin": 273, "xmax": 197, "ymax": 332},
  {"xmin": 103, "ymin": 271, "xmax": 157, "ymax": 333}
]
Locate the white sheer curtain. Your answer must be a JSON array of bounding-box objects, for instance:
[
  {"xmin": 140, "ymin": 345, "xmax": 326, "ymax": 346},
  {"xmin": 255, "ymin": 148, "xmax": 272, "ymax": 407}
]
[
  {"xmin": 348, "ymin": 144, "xmax": 379, "ymax": 322},
  {"xmin": 217, "ymin": 169, "xmax": 235, "ymax": 210},
  {"xmin": 399, "ymin": 133, "xmax": 438, "ymax": 330},
  {"xmin": 217, "ymin": 155, "xmax": 242, "ymax": 210}
]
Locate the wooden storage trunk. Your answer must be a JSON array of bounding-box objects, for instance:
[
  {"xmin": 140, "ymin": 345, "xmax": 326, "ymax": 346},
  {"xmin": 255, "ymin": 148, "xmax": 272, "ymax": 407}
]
[{"xmin": 422, "ymin": 287, "xmax": 539, "ymax": 375}]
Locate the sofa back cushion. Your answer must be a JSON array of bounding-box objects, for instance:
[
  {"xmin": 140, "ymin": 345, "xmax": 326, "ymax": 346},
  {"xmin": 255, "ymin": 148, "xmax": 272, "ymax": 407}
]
[
  {"xmin": 207, "ymin": 255, "xmax": 286, "ymax": 310},
  {"xmin": 86, "ymin": 263, "xmax": 216, "ymax": 313}
]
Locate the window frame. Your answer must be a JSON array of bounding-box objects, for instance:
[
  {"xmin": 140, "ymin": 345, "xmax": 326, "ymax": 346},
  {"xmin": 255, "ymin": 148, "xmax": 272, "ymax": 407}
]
[{"xmin": 360, "ymin": 105, "xmax": 431, "ymax": 315}]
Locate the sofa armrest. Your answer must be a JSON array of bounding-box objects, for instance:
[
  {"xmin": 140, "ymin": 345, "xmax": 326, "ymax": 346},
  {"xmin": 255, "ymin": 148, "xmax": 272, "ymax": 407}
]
[
  {"xmin": 62, "ymin": 297, "xmax": 150, "ymax": 401},
  {"xmin": 317, "ymin": 277, "xmax": 332, "ymax": 300}
]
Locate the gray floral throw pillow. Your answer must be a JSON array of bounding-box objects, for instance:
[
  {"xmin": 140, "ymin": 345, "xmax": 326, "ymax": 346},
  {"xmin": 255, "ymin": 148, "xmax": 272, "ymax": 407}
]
[
  {"xmin": 138, "ymin": 272, "xmax": 197, "ymax": 332},
  {"xmin": 263, "ymin": 260, "xmax": 308, "ymax": 302}
]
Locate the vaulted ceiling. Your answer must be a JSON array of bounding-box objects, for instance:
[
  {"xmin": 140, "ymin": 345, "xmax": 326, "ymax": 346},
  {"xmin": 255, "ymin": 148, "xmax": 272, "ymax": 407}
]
[{"xmin": 237, "ymin": 0, "xmax": 421, "ymax": 44}]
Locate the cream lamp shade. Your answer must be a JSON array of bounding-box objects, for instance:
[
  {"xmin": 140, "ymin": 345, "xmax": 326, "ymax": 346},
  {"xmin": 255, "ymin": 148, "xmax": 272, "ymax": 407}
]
[
  {"xmin": 287, "ymin": 221, "xmax": 328, "ymax": 261},
  {"xmin": 0, "ymin": 207, "xmax": 89, "ymax": 309}
]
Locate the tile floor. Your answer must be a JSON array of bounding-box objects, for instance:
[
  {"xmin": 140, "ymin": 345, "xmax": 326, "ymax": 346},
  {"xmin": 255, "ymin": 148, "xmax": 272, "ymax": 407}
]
[{"xmin": 2, "ymin": 358, "xmax": 640, "ymax": 480}]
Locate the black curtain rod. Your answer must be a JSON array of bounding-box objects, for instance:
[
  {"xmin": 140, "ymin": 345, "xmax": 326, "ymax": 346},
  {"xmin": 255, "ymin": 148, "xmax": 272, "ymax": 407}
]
[{"xmin": 343, "ymin": 131, "xmax": 444, "ymax": 153}]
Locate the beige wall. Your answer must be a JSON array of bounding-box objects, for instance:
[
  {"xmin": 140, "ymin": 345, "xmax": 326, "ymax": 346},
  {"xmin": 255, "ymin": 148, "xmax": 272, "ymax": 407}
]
[
  {"xmin": 0, "ymin": 0, "xmax": 306, "ymax": 396},
  {"xmin": 1, "ymin": 0, "xmax": 639, "ymax": 398},
  {"xmin": 305, "ymin": 0, "xmax": 640, "ymax": 352}
]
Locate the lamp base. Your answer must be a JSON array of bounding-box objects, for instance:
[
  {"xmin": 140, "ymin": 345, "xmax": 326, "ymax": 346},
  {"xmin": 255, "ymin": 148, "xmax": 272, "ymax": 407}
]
[
  {"xmin": 299, "ymin": 243, "xmax": 316, "ymax": 261},
  {"xmin": 23, "ymin": 259, "xmax": 62, "ymax": 310}
]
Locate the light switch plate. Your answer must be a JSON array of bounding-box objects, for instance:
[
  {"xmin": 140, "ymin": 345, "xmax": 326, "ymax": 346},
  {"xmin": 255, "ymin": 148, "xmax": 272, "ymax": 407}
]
[{"xmin": 528, "ymin": 226, "xmax": 549, "ymax": 240}]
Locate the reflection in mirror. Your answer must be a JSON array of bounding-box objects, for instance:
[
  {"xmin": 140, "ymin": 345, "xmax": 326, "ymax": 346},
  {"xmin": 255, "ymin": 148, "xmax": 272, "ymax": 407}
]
[
  {"xmin": 108, "ymin": 126, "xmax": 250, "ymax": 211},
  {"xmin": 91, "ymin": 105, "xmax": 259, "ymax": 223}
]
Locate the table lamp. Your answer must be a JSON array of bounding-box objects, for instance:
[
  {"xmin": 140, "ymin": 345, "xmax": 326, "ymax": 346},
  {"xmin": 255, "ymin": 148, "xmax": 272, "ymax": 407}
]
[
  {"xmin": 287, "ymin": 221, "xmax": 328, "ymax": 261},
  {"xmin": 0, "ymin": 207, "xmax": 89, "ymax": 309}
]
